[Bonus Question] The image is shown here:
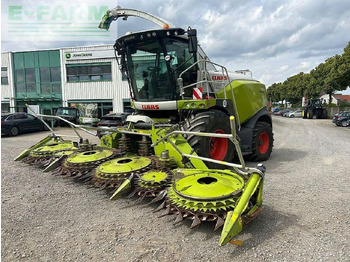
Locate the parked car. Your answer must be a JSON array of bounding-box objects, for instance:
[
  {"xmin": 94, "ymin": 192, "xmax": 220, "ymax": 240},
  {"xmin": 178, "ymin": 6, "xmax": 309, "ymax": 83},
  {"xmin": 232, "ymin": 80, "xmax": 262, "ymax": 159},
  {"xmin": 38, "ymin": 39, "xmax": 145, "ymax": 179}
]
[
  {"xmin": 288, "ymin": 109, "xmax": 302, "ymax": 118},
  {"xmin": 96, "ymin": 112, "xmax": 131, "ymax": 138},
  {"xmin": 332, "ymin": 111, "xmax": 350, "ymax": 127},
  {"xmin": 1, "ymin": 112, "xmax": 48, "ymax": 136},
  {"xmin": 272, "ymin": 108, "xmax": 280, "ymax": 115},
  {"xmin": 54, "ymin": 107, "xmax": 80, "ymax": 127},
  {"xmin": 278, "ymin": 109, "xmax": 290, "ymax": 117},
  {"xmin": 282, "ymin": 110, "xmax": 291, "ymax": 117}
]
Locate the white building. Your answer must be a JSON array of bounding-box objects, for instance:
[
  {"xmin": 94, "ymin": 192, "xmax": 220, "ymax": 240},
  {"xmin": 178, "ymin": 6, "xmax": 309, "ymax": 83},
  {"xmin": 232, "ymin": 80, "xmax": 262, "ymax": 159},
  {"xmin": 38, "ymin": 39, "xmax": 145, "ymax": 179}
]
[
  {"xmin": 1, "ymin": 52, "xmax": 15, "ymax": 112},
  {"xmin": 60, "ymin": 44, "xmax": 130, "ymax": 118},
  {"xmin": 1, "ymin": 45, "xmax": 131, "ymax": 119}
]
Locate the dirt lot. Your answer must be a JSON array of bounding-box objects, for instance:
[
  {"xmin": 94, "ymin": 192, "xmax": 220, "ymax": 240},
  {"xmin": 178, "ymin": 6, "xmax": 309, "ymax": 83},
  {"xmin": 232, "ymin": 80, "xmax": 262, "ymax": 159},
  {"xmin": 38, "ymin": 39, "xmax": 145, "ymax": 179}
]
[{"xmin": 1, "ymin": 117, "xmax": 350, "ymax": 261}]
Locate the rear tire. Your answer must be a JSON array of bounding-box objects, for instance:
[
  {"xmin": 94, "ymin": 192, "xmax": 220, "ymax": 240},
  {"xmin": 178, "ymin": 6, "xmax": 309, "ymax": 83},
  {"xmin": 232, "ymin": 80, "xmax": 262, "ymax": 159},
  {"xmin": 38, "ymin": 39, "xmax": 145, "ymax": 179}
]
[
  {"xmin": 341, "ymin": 120, "xmax": 348, "ymax": 127},
  {"xmin": 10, "ymin": 126, "xmax": 19, "ymax": 136},
  {"xmin": 308, "ymin": 109, "xmax": 313, "ymax": 119},
  {"xmin": 182, "ymin": 110, "xmax": 234, "ymax": 168},
  {"xmin": 250, "ymin": 122, "xmax": 273, "ymax": 161}
]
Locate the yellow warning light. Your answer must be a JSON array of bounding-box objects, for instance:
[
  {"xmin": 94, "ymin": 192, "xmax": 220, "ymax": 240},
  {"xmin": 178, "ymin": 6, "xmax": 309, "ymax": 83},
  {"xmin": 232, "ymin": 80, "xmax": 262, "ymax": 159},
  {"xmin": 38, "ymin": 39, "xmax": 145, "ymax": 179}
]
[{"xmin": 163, "ymin": 24, "xmax": 170, "ymax": 29}]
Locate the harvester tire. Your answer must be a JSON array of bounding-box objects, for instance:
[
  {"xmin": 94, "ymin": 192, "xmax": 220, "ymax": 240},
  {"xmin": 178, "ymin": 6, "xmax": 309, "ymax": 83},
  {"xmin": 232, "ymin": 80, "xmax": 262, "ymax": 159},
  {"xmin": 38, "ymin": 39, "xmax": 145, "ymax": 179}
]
[
  {"xmin": 183, "ymin": 110, "xmax": 234, "ymax": 168},
  {"xmin": 302, "ymin": 109, "xmax": 307, "ymax": 119},
  {"xmin": 250, "ymin": 122, "xmax": 273, "ymax": 161}
]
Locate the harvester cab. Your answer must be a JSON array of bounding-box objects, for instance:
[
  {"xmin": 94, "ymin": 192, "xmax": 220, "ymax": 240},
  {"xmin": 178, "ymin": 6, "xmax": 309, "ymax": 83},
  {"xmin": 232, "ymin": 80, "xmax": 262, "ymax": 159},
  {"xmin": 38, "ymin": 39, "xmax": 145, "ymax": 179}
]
[{"xmin": 15, "ymin": 7, "xmax": 272, "ymax": 247}]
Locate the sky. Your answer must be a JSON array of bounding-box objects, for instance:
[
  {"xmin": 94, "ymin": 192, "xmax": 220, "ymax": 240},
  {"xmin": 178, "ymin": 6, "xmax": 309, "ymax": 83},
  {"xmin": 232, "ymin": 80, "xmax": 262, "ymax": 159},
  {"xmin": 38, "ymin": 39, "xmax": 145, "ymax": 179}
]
[{"xmin": 1, "ymin": 0, "xmax": 350, "ymax": 93}]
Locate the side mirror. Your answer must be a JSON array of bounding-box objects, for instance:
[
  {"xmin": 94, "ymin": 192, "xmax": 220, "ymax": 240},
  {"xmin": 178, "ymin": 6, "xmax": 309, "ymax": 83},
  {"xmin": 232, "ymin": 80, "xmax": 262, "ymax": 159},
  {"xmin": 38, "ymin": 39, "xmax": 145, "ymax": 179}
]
[{"xmin": 188, "ymin": 28, "xmax": 198, "ymax": 54}]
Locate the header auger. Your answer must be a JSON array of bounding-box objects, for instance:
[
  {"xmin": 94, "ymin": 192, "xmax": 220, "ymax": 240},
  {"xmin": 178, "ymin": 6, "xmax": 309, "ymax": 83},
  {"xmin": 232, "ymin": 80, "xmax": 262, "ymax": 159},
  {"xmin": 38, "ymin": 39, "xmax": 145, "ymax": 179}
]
[{"xmin": 15, "ymin": 6, "xmax": 272, "ymax": 247}]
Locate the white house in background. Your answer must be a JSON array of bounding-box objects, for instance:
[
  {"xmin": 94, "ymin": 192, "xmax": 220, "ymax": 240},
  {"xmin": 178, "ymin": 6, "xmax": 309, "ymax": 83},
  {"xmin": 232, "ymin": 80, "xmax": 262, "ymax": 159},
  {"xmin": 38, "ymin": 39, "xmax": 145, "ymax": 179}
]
[{"xmin": 319, "ymin": 94, "xmax": 350, "ymax": 105}]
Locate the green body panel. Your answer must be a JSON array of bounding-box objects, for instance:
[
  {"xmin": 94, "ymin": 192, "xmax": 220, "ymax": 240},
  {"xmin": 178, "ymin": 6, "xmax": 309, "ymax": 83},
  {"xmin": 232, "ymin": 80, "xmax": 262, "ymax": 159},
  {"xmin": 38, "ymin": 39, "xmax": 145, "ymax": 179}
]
[
  {"xmin": 149, "ymin": 127, "xmax": 207, "ymax": 169},
  {"xmin": 216, "ymin": 80, "xmax": 267, "ymax": 125},
  {"xmin": 108, "ymin": 126, "xmax": 207, "ymax": 169},
  {"xmin": 100, "ymin": 133, "xmax": 120, "ymax": 148}
]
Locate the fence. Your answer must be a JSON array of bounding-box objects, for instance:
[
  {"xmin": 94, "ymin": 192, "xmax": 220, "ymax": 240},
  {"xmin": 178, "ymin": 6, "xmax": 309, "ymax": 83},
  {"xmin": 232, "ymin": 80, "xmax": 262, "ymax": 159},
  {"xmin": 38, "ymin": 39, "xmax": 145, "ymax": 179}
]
[{"xmin": 325, "ymin": 106, "xmax": 350, "ymax": 118}]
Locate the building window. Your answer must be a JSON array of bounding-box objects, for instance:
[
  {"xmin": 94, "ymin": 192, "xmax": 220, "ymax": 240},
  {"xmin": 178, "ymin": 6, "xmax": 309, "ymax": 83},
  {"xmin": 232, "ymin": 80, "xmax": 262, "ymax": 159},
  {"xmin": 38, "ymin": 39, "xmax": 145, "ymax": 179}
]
[
  {"xmin": 25, "ymin": 68, "xmax": 36, "ymax": 92},
  {"xmin": 39, "ymin": 66, "xmax": 61, "ymax": 93},
  {"xmin": 1, "ymin": 67, "xmax": 9, "ymax": 85},
  {"xmin": 66, "ymin": 63, "xmax": 112, "ymax": 82}
]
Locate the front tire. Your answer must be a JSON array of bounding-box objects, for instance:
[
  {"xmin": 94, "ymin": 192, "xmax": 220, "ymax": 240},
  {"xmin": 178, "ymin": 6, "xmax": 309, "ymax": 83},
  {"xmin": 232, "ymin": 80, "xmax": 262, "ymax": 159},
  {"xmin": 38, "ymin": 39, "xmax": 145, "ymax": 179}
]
[
  {"xmin": 250, "ymin": 122, "xmax": 273, "ymax": 161},
  {"xmin": 182, "ymin": 110, "xmax": 234, "ymax": 168},
  {"xmin": 302, "ymin": 109, "xmax": 307, "ymax": 119},
  {"xmin": 10, "ymin": 126, "xmax": 19, "ymax": 136}
]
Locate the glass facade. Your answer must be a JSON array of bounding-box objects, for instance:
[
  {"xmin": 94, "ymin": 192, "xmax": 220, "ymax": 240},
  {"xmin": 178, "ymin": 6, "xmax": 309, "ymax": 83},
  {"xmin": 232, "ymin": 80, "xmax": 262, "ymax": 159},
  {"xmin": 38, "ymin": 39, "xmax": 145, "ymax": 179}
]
[
  {"xmin": 12, "ymin": 50, "xmax": 62, "ymax": 115},
  {"xmin": 13, "ymin": 50, "xmax": 61, "ymax": 99}
]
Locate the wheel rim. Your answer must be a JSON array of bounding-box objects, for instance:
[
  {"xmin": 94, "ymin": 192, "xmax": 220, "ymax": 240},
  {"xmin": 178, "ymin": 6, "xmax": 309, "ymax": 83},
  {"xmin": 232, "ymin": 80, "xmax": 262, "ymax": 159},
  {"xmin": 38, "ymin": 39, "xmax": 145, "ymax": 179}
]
[
  {"xmin": 11, "ymin": 127, "xmax": 18, "ymax": 135},
  {"xmin": 209, "ymin": 129, "xmax": 228, "ymax": 160},
  {"xmin": 258, "ymin": 132, "xmax": 270, "ymax": 154}
]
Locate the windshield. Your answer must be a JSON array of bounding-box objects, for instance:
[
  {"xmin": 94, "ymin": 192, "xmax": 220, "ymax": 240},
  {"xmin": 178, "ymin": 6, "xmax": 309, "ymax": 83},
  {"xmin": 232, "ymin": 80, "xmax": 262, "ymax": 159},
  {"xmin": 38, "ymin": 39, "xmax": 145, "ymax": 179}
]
[
  {"xmin": 56, "ymin": 108, "xmax": 77, "ymax": 116},
  {"xmin": 124, "ymin": 37, "xmax": 194, "ymax": 101}
]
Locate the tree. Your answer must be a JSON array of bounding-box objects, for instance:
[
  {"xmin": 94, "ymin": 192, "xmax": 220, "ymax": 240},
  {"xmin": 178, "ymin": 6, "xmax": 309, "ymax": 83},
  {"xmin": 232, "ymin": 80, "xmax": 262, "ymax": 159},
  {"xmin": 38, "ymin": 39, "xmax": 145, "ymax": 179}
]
[
  {"xmin": 268, "ymin": 41, "xmax": 350, "ymax": 105},
  {"xmin": 338, "ymin": 41, "xmax": 350, "ymax": 87},
  {"xmin": 267, "ymin": 82, "xmax": 283, "ymax": 102}
]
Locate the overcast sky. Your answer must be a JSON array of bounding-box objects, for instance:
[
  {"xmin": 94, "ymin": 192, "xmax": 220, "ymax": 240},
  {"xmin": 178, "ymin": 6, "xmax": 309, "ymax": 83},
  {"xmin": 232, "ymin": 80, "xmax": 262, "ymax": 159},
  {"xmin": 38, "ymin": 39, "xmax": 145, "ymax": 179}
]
[{"xmin": 1, "ymin": 0, "xmax": 350, "ymax": 93}]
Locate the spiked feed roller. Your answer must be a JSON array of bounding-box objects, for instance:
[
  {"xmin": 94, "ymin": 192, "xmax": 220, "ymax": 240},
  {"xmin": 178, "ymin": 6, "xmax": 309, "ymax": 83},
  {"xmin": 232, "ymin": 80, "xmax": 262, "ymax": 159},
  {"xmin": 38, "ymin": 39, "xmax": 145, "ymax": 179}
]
[
  {"xmin": 130, "ymin": 170, "xmax": 173, "ymax": 200},
  {"xmin": 155, "ymin": 170, "xmax": 245, "ymax": 229},
  {"xmin": 52, "ymin": 148, "xmax": 121, "ymax": 180},
  {"xmin": 24, "ymin": 141, "xmax": 78, "ymax": 166},
  {"xmin": 92, "ymin": 156, "xmax": 155, "ymax": 188}
]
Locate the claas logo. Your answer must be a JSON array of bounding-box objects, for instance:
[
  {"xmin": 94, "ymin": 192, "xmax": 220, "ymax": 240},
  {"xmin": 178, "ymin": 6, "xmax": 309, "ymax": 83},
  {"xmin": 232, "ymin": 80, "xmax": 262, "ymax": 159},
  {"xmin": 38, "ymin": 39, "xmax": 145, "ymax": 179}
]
[
  {"xmin": 212, "ymin": 75, "xmax": 228, "ymax": 81},
  {"xmin": 142, "ymin": 105, "xmax": 159, "ymax": 110}
]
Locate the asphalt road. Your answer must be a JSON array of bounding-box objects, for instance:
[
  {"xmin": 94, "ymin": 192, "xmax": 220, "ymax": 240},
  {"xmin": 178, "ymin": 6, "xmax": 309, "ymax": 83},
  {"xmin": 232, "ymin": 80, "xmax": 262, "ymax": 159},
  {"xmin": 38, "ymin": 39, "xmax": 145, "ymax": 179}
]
[{"xmin": 1, "ymin": 117, "xmax": 350, "ymax": 261}]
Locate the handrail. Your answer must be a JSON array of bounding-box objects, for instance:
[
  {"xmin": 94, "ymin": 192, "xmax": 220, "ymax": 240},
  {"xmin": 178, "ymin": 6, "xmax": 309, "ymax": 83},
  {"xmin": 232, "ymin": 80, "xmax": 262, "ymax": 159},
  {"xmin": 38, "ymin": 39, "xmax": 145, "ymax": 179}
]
[{"xmin": 178, "ymin": 59, "xmax": 241, "ymax": 130}]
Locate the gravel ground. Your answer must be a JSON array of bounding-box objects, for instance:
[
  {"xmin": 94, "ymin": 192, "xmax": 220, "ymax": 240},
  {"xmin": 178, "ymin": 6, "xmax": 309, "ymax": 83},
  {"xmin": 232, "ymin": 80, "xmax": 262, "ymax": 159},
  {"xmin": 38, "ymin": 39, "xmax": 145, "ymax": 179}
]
[{"xmin": 1, "ymin": 118, "xmax": 350, "ymax": 262}]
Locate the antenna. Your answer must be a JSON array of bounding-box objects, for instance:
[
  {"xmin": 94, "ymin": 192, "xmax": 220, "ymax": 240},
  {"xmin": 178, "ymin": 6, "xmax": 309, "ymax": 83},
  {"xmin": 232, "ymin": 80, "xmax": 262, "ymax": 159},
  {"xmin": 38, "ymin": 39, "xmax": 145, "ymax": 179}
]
[{"xmin": 192, "ymin": 14, "xmax": 202, "ymax": 28}]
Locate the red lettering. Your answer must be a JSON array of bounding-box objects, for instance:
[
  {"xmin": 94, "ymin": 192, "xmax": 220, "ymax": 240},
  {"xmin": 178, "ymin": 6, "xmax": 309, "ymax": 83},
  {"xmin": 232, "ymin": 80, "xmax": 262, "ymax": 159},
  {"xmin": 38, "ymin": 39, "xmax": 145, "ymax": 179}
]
[
  {"xmin": 141, "ymin": 105, "xmax": 159, "ymax": 110},
  {"xmin": 212, "ymin": 75, "xmax": 228, "ymax": 81}
]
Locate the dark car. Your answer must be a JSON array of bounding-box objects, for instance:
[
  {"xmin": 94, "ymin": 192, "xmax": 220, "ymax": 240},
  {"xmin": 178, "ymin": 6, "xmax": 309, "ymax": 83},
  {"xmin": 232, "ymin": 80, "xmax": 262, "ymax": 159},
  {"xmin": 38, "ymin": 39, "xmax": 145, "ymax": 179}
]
[
  {"xmin": 1, "ymin": 112, "xmax": 48, "ymax": 136},
  {"xmin": 97, "ymin": 113, "xmax": 131, "ymax": 138},
  {"xmin": 332, "ymin": 111, "xmax": 350, "ymax": 127},
  {"xmin": 54, "ymin": 107, "xmax": 80, "ymax": 127}
]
